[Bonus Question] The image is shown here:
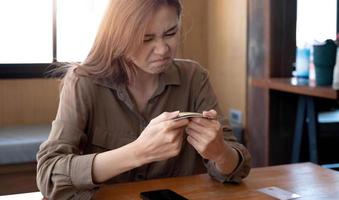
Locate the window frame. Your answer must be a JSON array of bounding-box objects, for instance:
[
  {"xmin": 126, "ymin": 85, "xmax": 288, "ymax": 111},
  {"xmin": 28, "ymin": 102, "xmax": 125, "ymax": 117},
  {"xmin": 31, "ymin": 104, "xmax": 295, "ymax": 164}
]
[
  {"xmin": 1, "ymin": 0, "xmax": 58, "ymax": 79},
  {"xmin": 0, "ymin": 64, "xmax": 58, "ymax": 78}
]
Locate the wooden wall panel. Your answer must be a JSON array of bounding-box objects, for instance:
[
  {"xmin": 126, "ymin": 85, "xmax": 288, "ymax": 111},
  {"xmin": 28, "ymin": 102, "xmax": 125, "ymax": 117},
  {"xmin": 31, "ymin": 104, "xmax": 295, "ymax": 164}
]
[
  {"xmin": 207, "ymin": 0, "xmax": 247, "ymax": 124},
  {"xmin": 0, "ymin": 79, "xmax": 59, "ymax": 126},
  {"xmin": 247, "ymin": 0, "xmax": 270, "ymax": 167},
  {"xmin": 247, "ymin": 0, "xmax": 297, "ymax": 166},
  {"xmin": 269, "ymin": 0, "xmax": 296, "ymax": 77},
  {"xmin": 180, "ymin": 0, "xmax": 208, "ymax": 67}
]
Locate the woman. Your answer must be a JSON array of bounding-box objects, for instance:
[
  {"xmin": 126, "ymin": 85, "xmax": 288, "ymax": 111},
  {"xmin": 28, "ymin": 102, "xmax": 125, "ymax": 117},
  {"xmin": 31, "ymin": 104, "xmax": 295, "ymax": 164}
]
[{"xmin": 37, "ymin": 0, "xmax": 251, "ymax": 199}]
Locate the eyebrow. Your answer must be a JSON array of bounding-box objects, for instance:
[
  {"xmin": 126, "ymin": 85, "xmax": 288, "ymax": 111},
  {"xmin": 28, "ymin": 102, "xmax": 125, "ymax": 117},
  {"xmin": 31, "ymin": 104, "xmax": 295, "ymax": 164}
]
[{"xmin": 144, "ymin": 25, "xmax": 178, "ymax": 37}]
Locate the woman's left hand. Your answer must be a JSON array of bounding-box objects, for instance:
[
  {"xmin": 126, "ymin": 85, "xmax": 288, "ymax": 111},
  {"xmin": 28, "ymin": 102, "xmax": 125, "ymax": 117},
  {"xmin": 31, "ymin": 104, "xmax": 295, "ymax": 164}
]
[
  {"xmin": 186, "ymin": 109, "xmax": 238, "ymax": 174},
  {"xmin": 186, "ymin": 110, "xmax": 225, "ymax": 161}
]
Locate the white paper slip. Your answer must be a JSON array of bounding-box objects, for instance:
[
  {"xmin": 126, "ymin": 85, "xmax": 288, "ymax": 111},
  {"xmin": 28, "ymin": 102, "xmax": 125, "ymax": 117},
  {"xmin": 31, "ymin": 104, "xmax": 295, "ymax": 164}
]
[
  {"xmin": 0, "ymin": 192, "xmax": 43, "ymax": 200},
  {"xmin": 257, "ymin": 186, "xmax": 301, "ymax": 200}
]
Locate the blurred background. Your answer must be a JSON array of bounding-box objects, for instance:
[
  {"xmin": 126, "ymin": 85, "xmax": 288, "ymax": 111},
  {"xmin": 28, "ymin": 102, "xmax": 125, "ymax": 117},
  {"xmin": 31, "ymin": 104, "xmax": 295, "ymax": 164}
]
[{"xmin": 0, "ymin": 0, "xmax": 338, "ymax": 196}]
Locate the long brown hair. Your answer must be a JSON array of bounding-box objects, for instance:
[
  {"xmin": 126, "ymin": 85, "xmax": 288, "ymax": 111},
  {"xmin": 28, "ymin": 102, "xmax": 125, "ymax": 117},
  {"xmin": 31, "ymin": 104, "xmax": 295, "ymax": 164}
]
[{"xmin": 74, "ymin": 0, "xmax": 182, "ymax": 84}]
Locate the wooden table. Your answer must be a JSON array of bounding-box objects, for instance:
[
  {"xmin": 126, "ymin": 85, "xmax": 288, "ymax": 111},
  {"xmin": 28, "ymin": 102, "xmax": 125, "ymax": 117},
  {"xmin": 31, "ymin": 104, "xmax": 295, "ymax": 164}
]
[
  {"xmin": 252, "ymin": 77, "xmax": 338, "ymax": 163},
  {"xmin": 94, "ymin": 163, "xmax": 339, "ymax": 200}
]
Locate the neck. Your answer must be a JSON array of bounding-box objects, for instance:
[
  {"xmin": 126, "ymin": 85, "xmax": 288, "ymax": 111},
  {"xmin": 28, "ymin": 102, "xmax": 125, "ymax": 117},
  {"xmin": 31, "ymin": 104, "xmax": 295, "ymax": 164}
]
[
  {"xmin": 128, "ymin": 67, "xmax": 159, "ymax": 90},
  {"xmin": 127, "ymin": 67, "xmax": 160, "ymax": 114}
]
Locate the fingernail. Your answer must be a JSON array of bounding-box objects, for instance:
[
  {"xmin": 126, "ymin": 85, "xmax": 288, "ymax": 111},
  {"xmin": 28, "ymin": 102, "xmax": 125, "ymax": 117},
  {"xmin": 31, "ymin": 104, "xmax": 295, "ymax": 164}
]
[{"xmin": 173, "ymin": 110, "xmax": 180, "ymax": 114}]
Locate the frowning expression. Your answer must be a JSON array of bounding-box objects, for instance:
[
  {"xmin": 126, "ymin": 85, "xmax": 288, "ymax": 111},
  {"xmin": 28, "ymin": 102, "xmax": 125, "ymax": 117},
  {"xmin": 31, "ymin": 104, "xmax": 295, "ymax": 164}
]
[{"xmin": 129, "ymin": 5, "xmax": 180, "ymax": 74}]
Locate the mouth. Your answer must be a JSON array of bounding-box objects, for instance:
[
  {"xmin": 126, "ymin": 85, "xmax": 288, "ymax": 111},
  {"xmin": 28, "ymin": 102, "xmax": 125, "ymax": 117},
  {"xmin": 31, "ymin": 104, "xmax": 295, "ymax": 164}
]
[{"xmin": 150, "ymin": 57, "xmax": 171, "ymax": 64}]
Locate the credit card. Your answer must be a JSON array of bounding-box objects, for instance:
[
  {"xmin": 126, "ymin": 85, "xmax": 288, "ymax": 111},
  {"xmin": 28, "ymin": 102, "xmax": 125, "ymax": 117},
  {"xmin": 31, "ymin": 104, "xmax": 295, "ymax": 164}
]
[{"xmin": 174, "ymin": 112, "xmax": 204, "ymax": 120}]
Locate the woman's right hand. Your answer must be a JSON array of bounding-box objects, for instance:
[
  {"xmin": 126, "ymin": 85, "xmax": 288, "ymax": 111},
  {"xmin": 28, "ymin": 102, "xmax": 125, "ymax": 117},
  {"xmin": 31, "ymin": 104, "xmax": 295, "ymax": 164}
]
[
  {"xmin": 92, "ymin": 111, "xmax": 188, "ymax": 183},
  {"xmin": 134, "ymin": 111, "xmax": 189, "ymax": 165}
]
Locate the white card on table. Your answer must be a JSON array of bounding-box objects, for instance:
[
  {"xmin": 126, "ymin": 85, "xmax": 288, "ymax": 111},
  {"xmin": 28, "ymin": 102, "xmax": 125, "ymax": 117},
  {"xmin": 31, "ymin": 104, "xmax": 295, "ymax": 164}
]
[{"xmin": 257, "ymin": 186, "xmax": 301, "ymax": 200}]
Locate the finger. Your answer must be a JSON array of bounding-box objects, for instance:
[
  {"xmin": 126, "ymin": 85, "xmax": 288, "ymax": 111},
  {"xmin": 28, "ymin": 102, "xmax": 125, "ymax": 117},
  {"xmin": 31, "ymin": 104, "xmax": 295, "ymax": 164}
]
[
  {"xmin": 186, "ymin": 127, "xmax": 207, "ymax": 144},
  {"xmin": 172, "ymin": 129, "xmax": 185, "ymax": 141},
  {"xmin": 187, "ymin": 121, "xmax": 206, "ymax": 134},
  {"xmin": 189, "ymin": 118, "xmax": 216, "ymax": 128},
  {"xmin": 190, "ymin": 117, "xmax": 216, "ymax": 128},
  {"xmin": 202, "ymin": 109, "xmax": 217, "ymax": 119},
  {"xmin": 164, "ymin": 118, "xmax": 189, "ymax": 131},
  {"xmin": 163, "ymin": 129, "xmax": 184, "ymax": 144},
  {"xmin": 150, "ymin": 111, "xmax": 180, "ymax": 125},
  {"xmin": 176, "ymin": 130, "xmax": 185, "ymax": 145},
  {"xmin": 148, "ymin": 120, "xmax": 188, "ymax": 139},
  {"xmin": 186, "ymin": 135, "xmax": 204, "ymax": 156}
]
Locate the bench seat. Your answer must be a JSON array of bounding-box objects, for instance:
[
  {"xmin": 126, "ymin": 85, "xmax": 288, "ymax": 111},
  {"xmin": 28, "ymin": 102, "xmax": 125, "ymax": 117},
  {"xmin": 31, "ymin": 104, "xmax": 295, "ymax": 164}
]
[{"xmin": 0, "ymin": 125, "xmax": 50, "ymax": 164}]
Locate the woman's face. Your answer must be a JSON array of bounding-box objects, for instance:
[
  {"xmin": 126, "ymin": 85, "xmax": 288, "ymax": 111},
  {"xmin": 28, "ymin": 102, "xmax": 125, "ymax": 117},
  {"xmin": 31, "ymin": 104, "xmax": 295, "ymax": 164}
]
[{"xmin": 129, "ymin": 5, "xmax": 180, "ymax": 75}]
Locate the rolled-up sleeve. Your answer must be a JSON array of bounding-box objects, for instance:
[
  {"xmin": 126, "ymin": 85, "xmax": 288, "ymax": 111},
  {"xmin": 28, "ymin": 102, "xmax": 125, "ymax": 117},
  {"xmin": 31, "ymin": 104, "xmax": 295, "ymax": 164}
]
[
  {"xmin": 204, "ymin": 134, "xmax": 251, "ymax": 183},
  {"xmin": 191, "ymin": 63, "xmax": 251, "ymax": 183},
  {"xmin": 36, "ymin": 70, "xmax": 99, "ymax": 199}
]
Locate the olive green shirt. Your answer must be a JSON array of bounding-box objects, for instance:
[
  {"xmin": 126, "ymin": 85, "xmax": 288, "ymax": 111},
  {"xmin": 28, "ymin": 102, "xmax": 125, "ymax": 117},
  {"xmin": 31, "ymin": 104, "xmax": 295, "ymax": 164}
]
[{"xmin": 36, "ymin": 59, "xmax": 251, "ymax": 199}]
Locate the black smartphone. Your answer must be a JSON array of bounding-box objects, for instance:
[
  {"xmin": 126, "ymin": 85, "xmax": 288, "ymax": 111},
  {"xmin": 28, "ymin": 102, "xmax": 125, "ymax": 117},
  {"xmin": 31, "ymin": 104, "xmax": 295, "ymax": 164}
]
[{"xmin": 140, "ymin": 189, "xmax": 188, "ymax": 200}]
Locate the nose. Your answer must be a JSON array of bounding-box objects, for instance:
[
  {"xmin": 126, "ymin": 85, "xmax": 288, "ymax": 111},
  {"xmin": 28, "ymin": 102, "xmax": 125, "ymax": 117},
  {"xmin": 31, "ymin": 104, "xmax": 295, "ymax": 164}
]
[{"xmin": 153, "ymin": 39, "xmax": 169, "ymax": 55}]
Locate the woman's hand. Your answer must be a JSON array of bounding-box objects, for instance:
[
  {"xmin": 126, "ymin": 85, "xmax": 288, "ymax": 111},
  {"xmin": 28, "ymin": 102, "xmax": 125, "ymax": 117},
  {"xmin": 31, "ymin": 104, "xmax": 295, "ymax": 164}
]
[
  {"xmin": 134, "ymin": 111, "xmax": 189, "ymax": 165},
  {"xmin": 93, "ymin": 111, "xmax": 188, "ymax": 183},
  {"xmin": 186, "ymin": 109, "xmax": 239, "ymax": 175}
]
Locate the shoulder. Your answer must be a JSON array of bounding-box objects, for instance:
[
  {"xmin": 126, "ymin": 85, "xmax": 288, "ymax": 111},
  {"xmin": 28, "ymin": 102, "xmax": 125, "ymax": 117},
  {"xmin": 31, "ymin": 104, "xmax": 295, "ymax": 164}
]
[
  {"xmin": 62, "ymin": 67, "xmax": 97, "ymax": 97},
  {"xmin": 172, "ymin": 58, "xmax": 209, "ymax": 80},
  {"xmin": 173, "ymin": 58, "xmax": 207, "ymax": 72}
]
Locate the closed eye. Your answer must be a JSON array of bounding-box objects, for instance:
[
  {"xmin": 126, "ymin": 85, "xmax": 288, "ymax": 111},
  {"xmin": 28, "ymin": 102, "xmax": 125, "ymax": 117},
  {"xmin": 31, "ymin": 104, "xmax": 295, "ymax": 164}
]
[
  {"xmin": 143, "ymin": 25, "xmax": 178, "ymax": 43},
  {"xmin": 164, "ymin": 31, "xmax": 177, "ymax": 37},
  {"xmin": 143, "ymin": 37, "xmax": 154, "ymax": 43}
]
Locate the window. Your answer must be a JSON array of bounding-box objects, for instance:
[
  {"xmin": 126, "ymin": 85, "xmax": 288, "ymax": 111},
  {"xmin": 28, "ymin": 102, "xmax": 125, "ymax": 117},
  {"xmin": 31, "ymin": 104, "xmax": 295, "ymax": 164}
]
[
  {"xmin": 0, "ymin": 0, "xmax": 109, "ymax": 78},
  {"xmin": 296, "ymin": 0, "xmax": 337, "ymax": 47},
  {"xmin": 57, "ymin": 0, "xmax": 109, "ymax": 62},
  {"xmin": 0, "ymin": 0, "xmax": 53, "ymax": 64}
]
